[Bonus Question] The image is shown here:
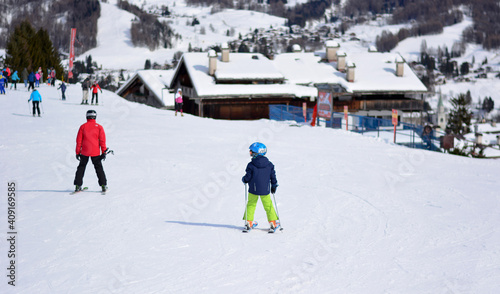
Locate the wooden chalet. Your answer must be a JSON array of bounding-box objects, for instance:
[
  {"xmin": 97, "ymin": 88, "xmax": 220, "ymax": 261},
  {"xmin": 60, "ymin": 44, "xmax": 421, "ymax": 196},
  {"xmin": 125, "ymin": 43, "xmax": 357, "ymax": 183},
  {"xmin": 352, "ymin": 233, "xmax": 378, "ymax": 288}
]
[
  {"xmin": 117, "ymin": 41, "xmax": 428, "ymax": 121},
  {"xmin": 168, "ymin": 46, "xmax": 316, "ymax": 120}
]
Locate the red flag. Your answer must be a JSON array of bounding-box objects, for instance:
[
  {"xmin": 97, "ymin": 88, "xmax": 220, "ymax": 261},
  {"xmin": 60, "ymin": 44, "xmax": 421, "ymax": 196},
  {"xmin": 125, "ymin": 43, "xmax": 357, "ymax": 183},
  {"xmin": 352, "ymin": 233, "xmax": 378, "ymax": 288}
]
[
  {"xmin": 68, "ymin": 28, "xmax": 76, "ymax": 79},
  {"xmin": 310, "ymin": 104, "xmax": 318, "ymax": 126}
]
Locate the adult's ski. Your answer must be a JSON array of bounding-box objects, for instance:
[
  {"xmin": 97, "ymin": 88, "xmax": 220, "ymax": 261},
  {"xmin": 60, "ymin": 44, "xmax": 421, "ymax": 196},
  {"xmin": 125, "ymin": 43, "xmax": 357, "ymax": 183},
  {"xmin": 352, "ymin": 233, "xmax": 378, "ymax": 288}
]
[{"xmin": 70, "ymin": 187, "xmax": 88, "ymax": 195}]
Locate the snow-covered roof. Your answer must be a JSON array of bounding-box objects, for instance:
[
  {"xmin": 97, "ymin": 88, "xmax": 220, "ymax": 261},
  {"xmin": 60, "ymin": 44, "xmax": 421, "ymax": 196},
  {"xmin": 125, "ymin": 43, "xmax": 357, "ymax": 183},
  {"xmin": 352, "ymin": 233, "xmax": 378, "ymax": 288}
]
[
  {"xmin": 116, "ymin": 69, "xmax": 175, "ymax": 107},
  {"xmin": 172, "ymin": 52, "xmax": 317, "ymax": 99},
  {"xmin": 344, "ymin": 52, "xmax": 428, "ymax": 93},
  {"xmin": 272, "ymin": 52, "xmax": 346, "ymax": 86},
  {"xmin": 214, "ymin": 53, "xmax": 284, "ymax": 81},
  {"xmin": 168, "ymin": 49, "xmax": 427, "ymax": 100},
  {"xmin": 273, "ymin": 51, "xmax": 428, "ymax": 94}
]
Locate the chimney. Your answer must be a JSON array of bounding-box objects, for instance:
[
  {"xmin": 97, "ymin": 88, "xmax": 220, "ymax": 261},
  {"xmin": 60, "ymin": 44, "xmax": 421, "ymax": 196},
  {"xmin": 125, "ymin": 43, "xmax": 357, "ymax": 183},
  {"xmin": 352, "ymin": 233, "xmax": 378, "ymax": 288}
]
[
  {"xmin": 208, "ymin": 49, "xmax": 217, "ymax": 76},
  {"xmin": 396, "ymin": 56, "xmax": 404, "ymax": 77},
  {"xmin": 292, "ymin": 44, "xmax": 302, "ymax": 53},
  {"xmin": 221, "ymin": 42, "xmax": 229, "ymax": 62},
  {"xmin": 346, "ymin": 61, "xmax": 356, "ymax": 82},
  {"xmin": 325, "ymin": 40, "xmax": 340, "ymax": 62},
  {"xmin": 337, "ymin": 51, "xmax": 347, "ymax": 72}
]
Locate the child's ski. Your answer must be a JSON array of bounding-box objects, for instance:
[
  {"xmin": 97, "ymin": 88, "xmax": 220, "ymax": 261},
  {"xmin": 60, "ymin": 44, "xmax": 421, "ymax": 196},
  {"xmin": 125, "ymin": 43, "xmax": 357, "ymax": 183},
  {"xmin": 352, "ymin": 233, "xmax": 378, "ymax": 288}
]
[
  {"xmin": 242, "ymin": 221, "xmax": 258, "ymax": 233},
  {"xmin": 70, "ymin": 187, "xmax": 88, "ymax": 195},
  {"xmin": 268, "ymin": 222, "xmax": 282, "ymax": 234}
]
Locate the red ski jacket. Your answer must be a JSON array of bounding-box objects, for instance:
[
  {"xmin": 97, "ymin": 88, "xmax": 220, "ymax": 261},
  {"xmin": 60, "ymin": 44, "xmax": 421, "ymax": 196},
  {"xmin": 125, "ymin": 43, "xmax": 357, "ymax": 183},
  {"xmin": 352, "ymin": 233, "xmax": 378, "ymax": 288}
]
[
  {"xmin": 75, "ymin": 119, "xmax": 107, "ymax": 157},
  {"xmin": 91, "ymin": 84, "xmax": 102, "ymax": 94}
]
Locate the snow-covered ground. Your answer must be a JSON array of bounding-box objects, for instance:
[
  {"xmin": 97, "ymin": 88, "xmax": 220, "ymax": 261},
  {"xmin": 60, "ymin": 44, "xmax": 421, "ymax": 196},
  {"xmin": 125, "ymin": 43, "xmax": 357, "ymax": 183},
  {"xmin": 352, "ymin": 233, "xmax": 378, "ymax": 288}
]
[{"xmin": 1, "ymin": 80, "xmax": 500, "ymax": 293}]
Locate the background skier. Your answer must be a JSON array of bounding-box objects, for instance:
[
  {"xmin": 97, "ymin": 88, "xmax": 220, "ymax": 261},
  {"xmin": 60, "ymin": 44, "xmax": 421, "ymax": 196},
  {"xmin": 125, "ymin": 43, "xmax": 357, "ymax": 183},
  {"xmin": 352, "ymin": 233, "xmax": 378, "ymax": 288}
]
[
  {"xmin": 22, "ymin": 68, "xmax": 28, "ymax": 87},
  {"xmin": 81, "ymin": 78, "xmax": 90, "ymax": 104},
  {"xmin": 50, "ymin": 68, "xmax": 56, "ymax": 87},
  {"xmin": 73, "ymin": 110, "xmax": 108, "ymax": 192},
  {"xmin": 90, "ymin": 81, "xmax": 102, "ymax": 105},
  {"xmin": 58, "ymin": 81, "xmax": 67, "ymax": 100},
  {"xmin": 10, "ymin": 70, "xmax": 20, "ymax": 90},
  {"xmin": 242, "ymin": 142, "xmax": 280, "ymax": 232},
  {"xmin": 28, "ymin": 88, "xmax": 42, "ymax": 116},
  {"xmin": 28, "ymin": 70, "xmax": 36, "ymax": 91},
  {"xmin": 174, "ymin": 88, "xmax": 183, "ymax": 116},
  {"xmin": 0, "ymin": 74, "xmax": 6, "ymax": 94}
]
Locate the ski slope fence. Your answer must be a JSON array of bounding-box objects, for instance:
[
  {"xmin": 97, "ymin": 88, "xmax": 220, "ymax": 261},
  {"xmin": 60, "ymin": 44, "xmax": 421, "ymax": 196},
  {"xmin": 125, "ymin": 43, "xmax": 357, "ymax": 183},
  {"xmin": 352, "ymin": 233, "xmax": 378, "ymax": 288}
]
[{"xmin": 269, "ymin": 104, "xmax": 441, "ymax": 151}]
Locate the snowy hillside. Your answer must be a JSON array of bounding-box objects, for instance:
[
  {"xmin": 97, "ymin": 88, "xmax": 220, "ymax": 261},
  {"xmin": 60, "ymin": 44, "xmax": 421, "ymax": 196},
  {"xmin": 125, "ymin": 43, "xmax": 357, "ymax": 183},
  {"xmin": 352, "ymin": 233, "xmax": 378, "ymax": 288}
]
[
  {"xmin": 78, "ymin": 0, "xmax": 287, "ymax": 70},
  {"xmin": 67, "ymin": 0, "xmax": 500, "ymax": 116},
  {"xmin": 1, "ymin": 82, "xmax": 500, "ymax": 293}
]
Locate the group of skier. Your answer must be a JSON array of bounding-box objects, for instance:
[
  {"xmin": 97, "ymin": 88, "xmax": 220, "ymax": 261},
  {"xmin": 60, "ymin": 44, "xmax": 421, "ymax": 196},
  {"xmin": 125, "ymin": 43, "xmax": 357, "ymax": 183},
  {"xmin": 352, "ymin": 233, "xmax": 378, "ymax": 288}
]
[
  {"xmin": 1, "ymin": 67, "xmax": 20, "ymax": 93},
  {"xmin": 17, "ymin": 73, "xmax": 281, "ymax": 232},
  {"xmin": 71, "ymin": 108, "xmax": 281, "ymax": 232},
  {"xmin": 1, "ymin": 66, "xmax": 60, "ymax": 94},
  {"xmin": 81, "ymin": 78, "xmax": 102, "ymax": 105}
]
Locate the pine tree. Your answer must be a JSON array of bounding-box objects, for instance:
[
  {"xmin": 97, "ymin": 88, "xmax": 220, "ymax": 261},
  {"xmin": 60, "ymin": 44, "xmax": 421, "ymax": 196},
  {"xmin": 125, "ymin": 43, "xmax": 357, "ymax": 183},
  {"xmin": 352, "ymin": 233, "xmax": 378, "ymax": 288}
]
[
  {"xmin": 5, "ymin": 20, "xmax": 36, "ymax": 71},
  {"xmin": 5, "ymin": 20, "xmax": 63, "ymax": 76},
  {"xmin": 446, "ymin": 94, "xmax": 472, "ymax": 136}
]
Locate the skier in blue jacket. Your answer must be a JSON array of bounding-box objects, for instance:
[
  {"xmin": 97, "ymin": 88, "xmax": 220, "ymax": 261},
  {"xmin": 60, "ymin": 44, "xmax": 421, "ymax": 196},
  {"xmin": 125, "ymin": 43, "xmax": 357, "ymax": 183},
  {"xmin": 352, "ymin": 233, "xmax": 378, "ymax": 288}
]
[
  {"xmin": 242, "ymin": 142, "xmax": 280, "ymax": 232},
  {"xmin": 10, "ymin": 70, "xmax": 20, "ymax": 90},
  {"xmin": 0, "ymin": 74, "xmax": 6, "ymax": 94},
  {"xmin": 28, "ymin": 88, "xmax": 42, "ymax": 116}
]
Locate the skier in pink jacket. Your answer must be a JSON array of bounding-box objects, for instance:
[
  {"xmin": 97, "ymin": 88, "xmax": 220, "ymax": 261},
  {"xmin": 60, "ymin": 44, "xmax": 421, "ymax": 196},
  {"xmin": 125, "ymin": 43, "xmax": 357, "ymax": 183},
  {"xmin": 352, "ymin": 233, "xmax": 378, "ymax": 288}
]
[{"xmin": 174, "ymin": 88, "xmax": 183, "ymax": 116}]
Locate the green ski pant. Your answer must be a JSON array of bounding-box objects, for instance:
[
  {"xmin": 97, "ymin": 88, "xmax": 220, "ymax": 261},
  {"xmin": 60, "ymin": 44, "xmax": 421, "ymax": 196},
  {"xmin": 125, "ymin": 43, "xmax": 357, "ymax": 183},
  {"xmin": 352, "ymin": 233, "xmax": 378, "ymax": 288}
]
[{"xmin": 243, "ymin": 193, "xmax": 278, "ymax": 222}]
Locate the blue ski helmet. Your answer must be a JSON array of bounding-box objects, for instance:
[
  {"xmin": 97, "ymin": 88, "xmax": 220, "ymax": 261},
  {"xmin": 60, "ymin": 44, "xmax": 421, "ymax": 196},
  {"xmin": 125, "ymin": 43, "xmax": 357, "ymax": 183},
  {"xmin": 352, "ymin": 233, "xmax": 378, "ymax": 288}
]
[{"xmin": 249, "ymin": 142, "xmax": 267, "ymax": 157}]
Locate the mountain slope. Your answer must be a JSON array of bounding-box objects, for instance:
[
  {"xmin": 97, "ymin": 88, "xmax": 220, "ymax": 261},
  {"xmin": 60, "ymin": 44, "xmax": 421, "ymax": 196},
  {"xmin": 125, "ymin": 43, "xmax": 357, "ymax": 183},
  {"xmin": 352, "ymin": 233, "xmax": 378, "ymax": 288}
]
[{"xmin": 1, "ymin": 83, "xmax": 499, "ymax": 293}]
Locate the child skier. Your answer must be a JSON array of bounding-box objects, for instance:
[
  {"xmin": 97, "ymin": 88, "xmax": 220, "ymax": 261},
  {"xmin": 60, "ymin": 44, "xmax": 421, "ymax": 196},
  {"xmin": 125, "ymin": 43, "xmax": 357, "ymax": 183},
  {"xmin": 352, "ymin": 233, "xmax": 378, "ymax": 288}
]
[{"xmin": 242, "ymin": 142, "xmax": 280, "ymax": 233}]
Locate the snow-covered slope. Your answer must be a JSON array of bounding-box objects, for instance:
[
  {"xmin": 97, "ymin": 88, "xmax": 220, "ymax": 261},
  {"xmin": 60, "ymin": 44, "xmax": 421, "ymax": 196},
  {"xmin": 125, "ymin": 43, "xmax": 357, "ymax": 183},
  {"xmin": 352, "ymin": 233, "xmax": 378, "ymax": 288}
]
[
  {"xmin": 1, "ymin": 83, "xmax": 500, "ymax": 293},
  {"xmin": 78, "ymin": 0, "xmax": 286, "ymax": 70}
]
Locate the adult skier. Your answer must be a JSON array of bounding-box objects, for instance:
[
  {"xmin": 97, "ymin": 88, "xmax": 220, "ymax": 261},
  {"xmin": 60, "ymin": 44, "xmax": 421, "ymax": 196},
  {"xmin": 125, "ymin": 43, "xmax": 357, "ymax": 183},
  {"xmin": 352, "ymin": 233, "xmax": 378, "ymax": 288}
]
[
  {"xmin": 57, "ymin": 81, "xmax": 67, "ymax": 100},
  {"xmin": 174, "ymin": 88, "xmax": 183, "ymax": 116},
  {"xmin": 90, "ymin": 81, "xmax": 102, "ymax": 105},
  {"xmin": 10, "ymin": 70, "xmax": 20, "ymax": 90},
  {"xmin": 242, "ymin": 142, "xmax": 280, "ymax": 232},
  {"xmin": 28, "ymin": 71, "xmax": 36, "ymax": 91},
  {"xmin": 73, "ymin": 110, "xmax": 108, "ymax": 192},
  {"xmin": 81, "ymin": 78, "xmax": 90, "ymax": 104},
  {"xmin": 28, "ymin": 88, "xmax": 42, "ymax": 116},
  {"xmin": 50, "ymin": 68, "xmax": 56, "ymax": 87},
  {"xmin": 22, "ymin": 68, "xmax": 28, "ymax": 87}
]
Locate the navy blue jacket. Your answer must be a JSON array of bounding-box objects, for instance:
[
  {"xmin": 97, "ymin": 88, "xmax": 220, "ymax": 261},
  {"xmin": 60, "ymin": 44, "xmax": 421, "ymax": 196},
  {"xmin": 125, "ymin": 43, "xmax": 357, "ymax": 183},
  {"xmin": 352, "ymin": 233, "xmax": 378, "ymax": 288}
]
[
  {"xmin": 28, "ymin": 72, "xmax": 36, "ymax": 82},
  {"xmin": 242, "ymin": 156, "xmax": 278, "ymax": 195}
]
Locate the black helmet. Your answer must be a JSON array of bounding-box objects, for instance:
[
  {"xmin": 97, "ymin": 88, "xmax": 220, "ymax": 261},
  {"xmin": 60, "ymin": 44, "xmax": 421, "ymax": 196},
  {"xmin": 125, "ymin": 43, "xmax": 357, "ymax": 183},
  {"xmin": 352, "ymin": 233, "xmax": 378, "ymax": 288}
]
[{"xmin": 86, "ymin": 110, "xmax": 97, "ymax": 120}]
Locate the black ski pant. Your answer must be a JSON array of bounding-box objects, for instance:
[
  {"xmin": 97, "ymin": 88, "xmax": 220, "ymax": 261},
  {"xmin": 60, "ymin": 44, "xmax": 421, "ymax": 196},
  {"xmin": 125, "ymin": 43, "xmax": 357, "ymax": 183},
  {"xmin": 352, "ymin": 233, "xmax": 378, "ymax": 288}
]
[
  {"xmin": 92, "ymin": 93, "xmax": 98, "ymax": 104},
  {"xmin": 74, "ymin": 155, "xmax": 107, "ymax": 186},
  {"xmin": 32, "ymin": 101, "xmax": 40, "ymax": 116}
]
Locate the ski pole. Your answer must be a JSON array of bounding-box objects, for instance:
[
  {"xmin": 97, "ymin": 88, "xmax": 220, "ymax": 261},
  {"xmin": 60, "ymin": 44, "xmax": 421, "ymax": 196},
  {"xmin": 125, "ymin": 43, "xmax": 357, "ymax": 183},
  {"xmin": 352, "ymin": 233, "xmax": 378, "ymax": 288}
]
[
  {"xmin": 28, "ymin": 101, "xmax": 31, "ymax": 115},
  {"xmin": 244, "ymin": 183, "xmax": 248, "ymax": 226},
  {"xmin": 40, "ymin": 101, "xmax": 44, "ymax": 114},
  {"xmin": 272, "ymin": 192, "xmax": 284, "ymax": 231}
]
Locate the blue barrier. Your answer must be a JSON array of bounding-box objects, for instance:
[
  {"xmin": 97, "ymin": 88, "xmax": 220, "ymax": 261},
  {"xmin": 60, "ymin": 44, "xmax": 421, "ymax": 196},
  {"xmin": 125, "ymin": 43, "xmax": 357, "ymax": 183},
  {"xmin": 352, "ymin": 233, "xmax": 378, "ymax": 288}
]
[{"xmin": 269, "ymin": 104, "xmax": 441, "ymax": 151}]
